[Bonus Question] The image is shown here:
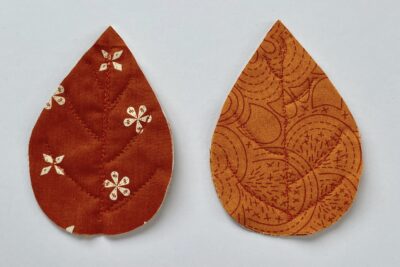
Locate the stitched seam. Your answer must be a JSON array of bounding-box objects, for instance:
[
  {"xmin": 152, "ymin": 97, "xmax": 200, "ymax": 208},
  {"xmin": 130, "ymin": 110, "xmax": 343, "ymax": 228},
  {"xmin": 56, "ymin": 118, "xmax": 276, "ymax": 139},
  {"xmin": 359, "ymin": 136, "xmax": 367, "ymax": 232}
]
[
  {"xmin": 288, "ymin": 131, "xmax": 343, "ymax": 185},
  {"xmin": 98, "ymin": 58, "xmax": 111, "ymax": 230},
  {"xmin": 279, "ymin": 32, "xmax": 291, "ymax": 217},
  {"xmin": 63, "ymin": 173, "xmax": 101, "ymax": 201},
  {"xmin": 45, "ymin": 143, "xmax": 101, "ymax": 200},
  {"xmin": 64, "ymin": 97, "xmax": 102, "ymax": 141},
  {"xmin": 107, "ymin": 76, "xmax": 135, "ymax": 111},
  {"xmin": 238, "ymin": 182, "xmax": 291, "ymax": 216},
  {"xmin": 105, "ymin": 131, "xmax": 141, "ymax": 164}
]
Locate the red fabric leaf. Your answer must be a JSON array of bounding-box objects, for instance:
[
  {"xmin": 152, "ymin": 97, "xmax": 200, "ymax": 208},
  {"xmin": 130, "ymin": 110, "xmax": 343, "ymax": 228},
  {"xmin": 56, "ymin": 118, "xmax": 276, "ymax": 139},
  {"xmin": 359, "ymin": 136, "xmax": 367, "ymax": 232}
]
[{"xmin": 29, "ymin": 27, "xmax": 173, "ymax": 235}]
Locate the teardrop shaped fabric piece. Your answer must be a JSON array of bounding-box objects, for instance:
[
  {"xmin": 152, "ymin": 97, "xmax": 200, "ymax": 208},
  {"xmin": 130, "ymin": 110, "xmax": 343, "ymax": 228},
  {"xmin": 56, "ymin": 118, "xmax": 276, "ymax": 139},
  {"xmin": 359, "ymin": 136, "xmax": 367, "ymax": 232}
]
[
  {"xmin": 210, "ymin": 21, "xmax": 362, "ymax": 236},
  {"xmin": 29, "ymin": 27, "xmax": 173, "ymax": 235}
]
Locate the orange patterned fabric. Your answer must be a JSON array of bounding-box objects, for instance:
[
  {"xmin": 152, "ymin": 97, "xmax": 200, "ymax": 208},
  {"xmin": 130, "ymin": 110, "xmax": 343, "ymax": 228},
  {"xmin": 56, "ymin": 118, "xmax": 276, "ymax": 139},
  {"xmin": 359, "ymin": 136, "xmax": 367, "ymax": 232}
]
[
  {"xmin": 210, "ymin": 21, "xmax": 362, "ymax": 236},
  {"xmin": 29, "ymin": 27, "xmax": 173, "ymax": 235}
]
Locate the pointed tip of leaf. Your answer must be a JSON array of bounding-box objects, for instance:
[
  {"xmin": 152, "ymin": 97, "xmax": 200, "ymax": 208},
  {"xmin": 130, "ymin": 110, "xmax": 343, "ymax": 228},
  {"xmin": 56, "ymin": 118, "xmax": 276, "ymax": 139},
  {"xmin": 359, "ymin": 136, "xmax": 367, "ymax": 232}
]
[
  {"xmin": 272, "ymin": 19, "xmax": 287, "ymax": 30},
  {"xmin": 96, "ymin": 26, "xmax": 126, "ymax": 47}
]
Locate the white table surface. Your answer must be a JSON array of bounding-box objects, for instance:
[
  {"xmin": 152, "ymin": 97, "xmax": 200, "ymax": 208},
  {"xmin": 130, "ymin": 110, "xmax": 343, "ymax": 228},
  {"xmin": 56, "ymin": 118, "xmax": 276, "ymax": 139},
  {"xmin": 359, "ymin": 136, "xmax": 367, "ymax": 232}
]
[{"xmin": 0, "ymin": 0, "xmax": 399, "ymax": 266}]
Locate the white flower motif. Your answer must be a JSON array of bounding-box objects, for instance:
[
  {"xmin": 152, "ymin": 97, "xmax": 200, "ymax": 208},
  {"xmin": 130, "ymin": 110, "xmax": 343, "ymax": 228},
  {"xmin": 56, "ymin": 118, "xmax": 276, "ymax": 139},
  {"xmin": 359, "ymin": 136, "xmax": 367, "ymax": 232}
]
[
  {"xmin": 104, "ymin": 171, "xmax": 130, "ymax": 201},
  {"xmin": 40, "ymin": 154, "xmax": 65, "ymax": 176},
  {"xmin": 123, "ymin": 105, "xmax": 152, "ymax": 134},
  {"xmin": 45, "ymin": 85, "xmax": 65, "ymax": 110},
  {"xmin": 99, "ymin": 50, "xmax": 123, "ymax": 71},
  {"xmin": 65, "ymin": 225, "xmax": 75, "ymax": 234}
]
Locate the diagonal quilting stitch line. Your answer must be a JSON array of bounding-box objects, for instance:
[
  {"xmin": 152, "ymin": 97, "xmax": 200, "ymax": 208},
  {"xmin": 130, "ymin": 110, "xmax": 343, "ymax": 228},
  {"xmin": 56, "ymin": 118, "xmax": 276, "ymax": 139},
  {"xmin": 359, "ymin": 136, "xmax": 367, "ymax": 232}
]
[
  {"xmin": 296, "ymin": 176, "xmax": 349, "ymax": 224},
  {"xmin": 83, "ymin": 60, "xmax": 106, "ymax": 93},
  {"xmin": 107, "ymin": 76, "xmax": 135, "ymax": 111},
  {"xmin": 283, "ymin": 80, "xmax": 314, "ymax": 107},
  {"xmin": 63, "ymin": 172, "xmax": 101, "ymax": 201},
  {"xmin": 105, "ymin": 132, "xmax": 141, "ymax": 164},
  {"xmin": 313, "ymin": 176, "xmax": 345, "ymax": 202},
  {"xmin": 287, "ymin": 131, "xmax": 344, "ymax": 186},
  {"xmin": 239, "ymin": 182, "xmax": 292, "ymax": 217},
  {"xmin": 64, "ymin": 99, "xmax": 102, "ymax": 141},
  {"xmin": 104, "ymin": 114, "xmax": 156, "ymax": 164},
  {"xmin": 45, "ymin": 143, "xmax": 101, "ymax": 200},
  {"xmin": 223, "ymin": 160, "xmax": 291, "ymax": 217}
]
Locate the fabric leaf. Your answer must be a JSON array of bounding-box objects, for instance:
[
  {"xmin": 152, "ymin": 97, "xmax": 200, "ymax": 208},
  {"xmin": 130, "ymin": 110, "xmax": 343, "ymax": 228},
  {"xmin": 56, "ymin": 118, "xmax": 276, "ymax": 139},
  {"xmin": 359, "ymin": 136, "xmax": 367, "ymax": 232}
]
[
  {"xmin": 210, "ymin": 21, "xmax": 362, "ymax": 236},
  {"xmin": 29, "ymin": 27, "xmax": 173, "ymax": 235}
]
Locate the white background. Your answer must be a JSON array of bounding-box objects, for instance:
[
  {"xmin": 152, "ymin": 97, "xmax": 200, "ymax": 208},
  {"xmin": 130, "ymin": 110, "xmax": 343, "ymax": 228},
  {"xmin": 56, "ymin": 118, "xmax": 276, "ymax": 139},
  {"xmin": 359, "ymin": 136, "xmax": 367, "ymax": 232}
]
[{"xmin": 0, "ymin": 0, "xmax": 399, "ymax": 266}]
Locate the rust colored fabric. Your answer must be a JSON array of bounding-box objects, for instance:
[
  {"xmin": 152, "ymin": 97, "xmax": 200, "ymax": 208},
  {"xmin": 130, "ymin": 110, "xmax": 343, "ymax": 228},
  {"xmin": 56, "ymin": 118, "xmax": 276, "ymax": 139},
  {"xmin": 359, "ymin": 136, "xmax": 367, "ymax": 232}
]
[
  {"xmin": 210, "ymin": 21, "xmax": 362, "ymax": 236},
  {"xmin": 29, "ymin": 27, "xmax": 173, "ymax": 235}
]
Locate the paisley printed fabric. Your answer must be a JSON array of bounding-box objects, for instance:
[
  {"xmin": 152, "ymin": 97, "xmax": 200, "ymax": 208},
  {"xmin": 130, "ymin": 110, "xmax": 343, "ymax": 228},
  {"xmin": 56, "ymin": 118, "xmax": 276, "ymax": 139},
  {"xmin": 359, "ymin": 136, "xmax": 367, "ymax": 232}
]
[{"xmin": 210, "ymin": 21, "xmax": 362, "ymax": 236}]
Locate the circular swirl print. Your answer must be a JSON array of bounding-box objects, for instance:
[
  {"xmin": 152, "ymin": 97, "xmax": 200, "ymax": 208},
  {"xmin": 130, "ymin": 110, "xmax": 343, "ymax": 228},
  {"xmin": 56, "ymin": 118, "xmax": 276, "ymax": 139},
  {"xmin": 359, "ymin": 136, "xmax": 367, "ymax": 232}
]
[{"xmin": 210, "ymin": 20, "xmax": 362, "ymax": 236}]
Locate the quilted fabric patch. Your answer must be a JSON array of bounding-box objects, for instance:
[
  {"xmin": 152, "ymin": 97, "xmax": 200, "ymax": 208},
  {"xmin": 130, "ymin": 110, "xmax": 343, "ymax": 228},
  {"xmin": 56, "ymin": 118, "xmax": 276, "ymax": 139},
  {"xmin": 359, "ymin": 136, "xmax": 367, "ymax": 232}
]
[
  {"xmin": 210, "ymin": 21, "xmax": 362, "ymax": 236},
  {"xmin": 29, "ymin": 27, "xmax": 173, "ymax": 235}
]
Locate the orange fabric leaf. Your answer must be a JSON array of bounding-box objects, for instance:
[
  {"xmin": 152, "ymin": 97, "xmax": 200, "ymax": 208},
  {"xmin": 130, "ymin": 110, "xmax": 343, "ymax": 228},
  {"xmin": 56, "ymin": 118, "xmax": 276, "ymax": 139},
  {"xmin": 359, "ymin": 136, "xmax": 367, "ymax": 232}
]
[
  {"xmin": 210, "ymin": 21, "xmax": 362, "ymax": 236},
  {"xmin": 29, "ymin": 27, "xmax": 173, "ymax": 235}
]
